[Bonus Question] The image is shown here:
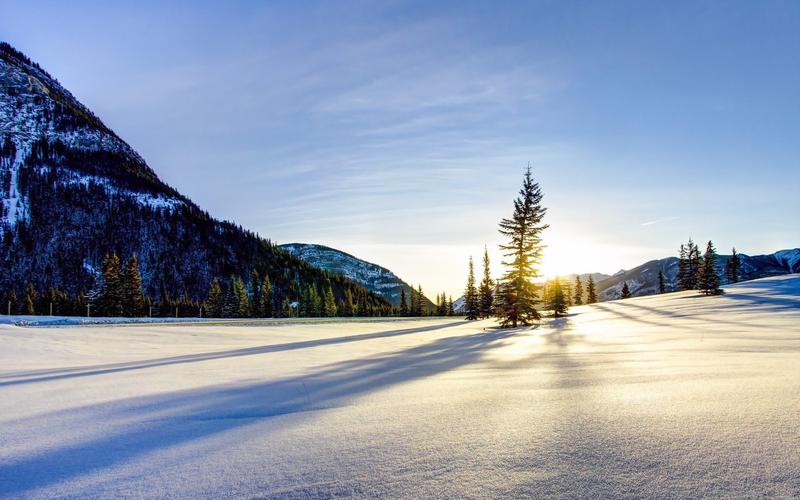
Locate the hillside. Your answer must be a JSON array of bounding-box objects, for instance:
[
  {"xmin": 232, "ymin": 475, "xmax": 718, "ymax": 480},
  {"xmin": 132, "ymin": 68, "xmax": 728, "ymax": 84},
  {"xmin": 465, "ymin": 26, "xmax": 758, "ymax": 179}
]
[
  {"xmin": 0, "ymin": 42, "xmax": 391, "ymax": 315},
  {"xmin": 597, "ymin": 248, "xmax": 800, "ymax": 300},
  {"xmin": 280, "ymin": 243, "xmax": 433, "ymax": 308},
  {"xmin": 2, "ymin": 275, "xmax": 798, "ymax": 496}
]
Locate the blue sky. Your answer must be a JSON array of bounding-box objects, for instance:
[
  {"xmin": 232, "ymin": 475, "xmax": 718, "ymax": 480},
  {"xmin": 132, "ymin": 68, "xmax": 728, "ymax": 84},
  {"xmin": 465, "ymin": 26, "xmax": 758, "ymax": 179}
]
[{"xmin": 2, "ymin": 1, "xmax": 798, "ymax": 296}]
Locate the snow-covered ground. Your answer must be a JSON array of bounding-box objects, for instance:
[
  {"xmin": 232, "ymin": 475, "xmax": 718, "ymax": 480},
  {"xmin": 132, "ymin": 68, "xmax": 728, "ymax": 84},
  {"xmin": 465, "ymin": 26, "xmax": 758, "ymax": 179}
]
[{"xmin": 1, "ymin": 275, "xmax": 799, "ymax": 498}]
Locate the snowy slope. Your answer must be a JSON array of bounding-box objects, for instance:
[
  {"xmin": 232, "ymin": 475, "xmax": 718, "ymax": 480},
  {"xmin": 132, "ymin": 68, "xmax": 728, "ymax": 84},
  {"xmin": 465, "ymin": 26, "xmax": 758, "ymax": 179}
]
[
  {"xmin": 1, "ymin": 274, "xmax": 799, "ymax": 497},
  {"xmin": 281, "ymin": 243, "xmax": 433, "ymax": 308},
  {"xmin": 596, "ymin": 248, "xmax": 800, "ymax": 301}
]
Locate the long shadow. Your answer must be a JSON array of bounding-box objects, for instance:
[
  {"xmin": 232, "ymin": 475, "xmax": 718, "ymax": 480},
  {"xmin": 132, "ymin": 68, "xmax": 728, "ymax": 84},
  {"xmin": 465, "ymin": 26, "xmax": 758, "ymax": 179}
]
[
  {"xmin": 0, "ymin": 328, "xmax": 518, "ymax": 496},
  {"xmin": 0, "ymin": 321, "xmax": 466, "ymax": 387},
  {"xmin": 616, "ymin": 297, "xmax": 796, "ymax": 329}
]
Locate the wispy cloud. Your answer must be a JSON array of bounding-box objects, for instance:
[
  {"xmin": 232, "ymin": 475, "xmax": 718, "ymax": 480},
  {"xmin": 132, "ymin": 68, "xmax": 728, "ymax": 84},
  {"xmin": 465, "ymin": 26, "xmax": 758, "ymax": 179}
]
[{"xmin": 641, "ymin": 217, "xmax": 679, "ymax": 227}]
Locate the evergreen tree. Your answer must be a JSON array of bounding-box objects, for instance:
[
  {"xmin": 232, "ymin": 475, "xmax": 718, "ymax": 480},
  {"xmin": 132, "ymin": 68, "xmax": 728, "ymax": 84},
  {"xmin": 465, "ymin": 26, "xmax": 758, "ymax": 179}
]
[
  {"xmin": 495, "ymin": 165, "xmax": 548, "ymax": 327},
  {"xmin": 122, "ymin": 255, "xmax": 146, "ymax": 316},
  {"xmin": 206, "ymin": 278, "xmax": 224, "ymax": 317},
  {"xmin": 322, "ymin": 286, "xmax": 337, "ymax": 317},
  {"xmin": 437, "ymin": 292, "xmax": 447, "ymax": 316},
  {"xmin": 447, "ymin": 296, "xmax": 455, "ymax": 316},
  {"xmin": 725, "ymin": 247, "xmax": 741, "ymax": 284},
  {"xmin": 550, "ymin": 277, "xmax": 567, "ymax": 317},
  {"xmin": 343, "ymin": 289, "xmax": 355, "ymax": 317},
  {"xmin": 573, "ymin": 276, "xmax": 584, "ymax": 305},
  {"xmin": 301, "ymin": 285, "xmax": 321, "ymax": 317},
  {"xmin": 478, "ymin": 246, "xmax": 495, "ymax": 318},
  {"xmin": 24, "ymin": 283, "xmax": 36, "ymax": 315},
  {"xmin": 658, "ymin": 270, "xmax": 666, "ymax": 294},
  {"xmin": 686, "ymin": 239, "xmax": 703, "ymax": 290},
  {"xmin": 248, "ymin": 269, "xmax": 261, "ymax": 317},
  {"xmin": 97, "ymin": 253, "xmax": 124, "ymax": 316},
  {"xmin": 258, "ymin": 274, "xmax": 273, "ymax": 317},
  {"xmin": 677, "ymin": 243, "xmax": 690, "ymax": 290},
  {"xmin": 399, "ymin": 288, "xmax": 408, "ymax": 316},
  {"xmin": 464, "ymin": 256, "xmax": 479, "ymax": 320},
  {"xmin": 698, "ymin": 241, "xmax": 723, "ymax": 295},
  {"xmin": 223, "ymin": 276, "xmax": 250, "ymax": 317},
  {"xmin": 586, "ymin": 275, "xmax": 597, "ymax": 304},
  {"xmin": 281, "ymin": 297, "xmax": 293, "ymax": 318},
  {"xmin": 620, "ymin": 281, "xmax": 631, "ymax": 299},
  {"xmin": 412, "ymin": 284, "xmax": 425, "ymax": 316}
]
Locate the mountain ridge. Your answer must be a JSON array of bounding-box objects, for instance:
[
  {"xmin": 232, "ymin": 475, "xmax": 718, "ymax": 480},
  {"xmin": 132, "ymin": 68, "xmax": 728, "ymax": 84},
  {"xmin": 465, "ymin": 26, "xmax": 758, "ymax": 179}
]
[{"xmin": 0, "ymin": 42, "xmax": 392, "ymax": 315}]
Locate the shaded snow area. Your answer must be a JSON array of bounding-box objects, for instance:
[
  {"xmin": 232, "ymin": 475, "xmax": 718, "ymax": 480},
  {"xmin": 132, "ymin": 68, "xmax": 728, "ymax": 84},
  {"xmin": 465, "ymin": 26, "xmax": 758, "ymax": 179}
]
[{"xmin": 1, "ymin": 275, "xmax": 799, "ymax": 498}]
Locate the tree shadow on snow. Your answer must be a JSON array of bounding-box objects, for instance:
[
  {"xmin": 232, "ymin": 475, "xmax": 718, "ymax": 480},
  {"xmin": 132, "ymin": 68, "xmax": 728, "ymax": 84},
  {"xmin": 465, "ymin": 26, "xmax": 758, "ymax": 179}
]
[
  {"xmin": 0, "ymin": 327, "xmax": 520, "ymax": 496},
  {"xmin": 0, "ymin": 321, "xmax": 466, "ymax": 387}
]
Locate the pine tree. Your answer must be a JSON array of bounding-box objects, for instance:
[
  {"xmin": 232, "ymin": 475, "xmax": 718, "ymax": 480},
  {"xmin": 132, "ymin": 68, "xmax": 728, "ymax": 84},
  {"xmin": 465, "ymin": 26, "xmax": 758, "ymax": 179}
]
[
  {"xmin": 122, "ymin": 255, "xmax": 146, "ymax": 316},
  {"xmin": 399, "ymin": 288, "xmax": 408, "ymax": 316},
  {"xmin": 343, "ymin": 289, "xmax": 355, "ymax": 317},
  {"xmin": 412, "ymin": 285, "xmax": 425, "ymax": 316},
  {"xmin": 573, "ymin": 276, "xmax": 583, "ymax": 305},
  {"xmin": 495, "ymin": 165, "xmax": 548, "ymax": 327},
  {"xmin": 688, "ymin": 239, "xmax": 702, "ymax": 289},
  {"xmin": 281, "ymin": 297, "xmax": 293, "ymax": 318},
  {"xmin": 677, "ymin": 243, "xmax": 690, "ymax": 290},
  {"xmin": 447, "ymin": 296, "xmax": 455, "ymax": 316},
  {"xmin": 437, "ymin": 292, "xmax": 447, "ymax": 316},
  {"xmin": 98, "ymin": 253, "xmax": 124, "ymax": 316},
  {"xmin": 725, "ymin": 247, "xmax": 741, "ymax": 284},
  {"xmin": 258, "ymin": 274, "xmax": 273, "ymax": 317},
  {"xmin": 478, "ymin": 246, "xmax": 495, "ymax": 318},
  {"xmin": 586, "ymin": 275, "xmax": 597, "ymax": 304},
  {"xmin": 464, "ymin": 256, "xmax": 479, "ymax": 320},
  {"xmin": 206, "ymin": 278, "xmax": 224, "ymax": 317},
  {"xmin": 323, "ymin": 286, "xmax": 337, "ymax": 317},
  {"xmin": 550, "ymin": 277, "xmax": 567, "ymax": 318},
  {"xmin": 698, "ymin": 241, "xmax": 722, "ymax": 295},
  {"xmin": 620, "ymin": 281, "xmax": 631, "ymax": 299},
  {"xmin": 248, "ymin": 269, "xmax": 260, "ymax": 317},
  {"xmin": 24, "ymin": 283, "xmax": 36, "ymax": 315},
  {"xmin": 658, "ymin": 270, "xmax": 666, "ymax": 294},
  {"xmin": 223, "ymin": 276, "xmax": 250, "ymax": 317}
]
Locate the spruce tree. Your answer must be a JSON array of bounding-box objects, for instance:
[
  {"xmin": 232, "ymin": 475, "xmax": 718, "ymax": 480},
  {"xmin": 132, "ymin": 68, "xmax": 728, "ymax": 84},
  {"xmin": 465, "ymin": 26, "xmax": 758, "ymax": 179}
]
[
  {"xmin": 550, "ymin": 277, "xmax": 567, "ymax": 318},
  {"xmin": 677, "ymin": 243, "xmax": 690, "ymax": 290},
  {"xmin": 725, "ymin": 248, "xmax": 741, "ymax": 284},
  {"xmin": 98, "ymin": 253, "xmax": 124, "ymax": 316},
  {"xmin": 698, "ymin": 241, "xmax": 722, "ymax": 295},
  {"xmin": 658, "ymin": 270, "xmax": 666, "ymax": 294},
  {"xmin": 413, "ymin": 285, "xmax": 425, "ymax": 316},
  {"xmin": 122, "ymin": 255, "xmax": 146, "ymax": 317},
  {"xmin": 464, "ymin": 256, "xmax": 479, "ymax": 320},
  {"xmin": 248, "ymin": 269, "xmax": 261, "ymax": 317},
  {"xmin": 573, "ymin": 276, "xmax": 583, "ymax": 306},
  {"xmin": 437, "ymin": 292, "xmax": 447, "ymax": 316},
  {"xmin": 495, "ymin": 165, "xmax": 548, "ymax": 327},
  {"xmin": 206, "ymin": 278, "xmax": 224, "ymax": 317},
  {"xmin": 343, "ymin": 289, "xmax": 355, "ymax": 317},
  {"xmin": 259, "ymin": 274, "xmax": 273, "ymax": 317},
  {"xmin": 688, "ymin": 239, "xmax": 702, "ymax": 289},
  {"xmin": 478, "ymin": 246, "xmax": 495, "ymax": 318},
  {"xmin": 399, "ymin": 288, "xmax": 409, "ymax": 316},
  {"xmin": 447, "ymin": 296, "xmax": 455, "ymax": 316},
  {"xmin": 586, "ymin": 275, "xmax": 597, "ymax": 304},
  {"xmin": 24, "ymin": 283, "xmax": 36, "ymax": 315},
  {"xmin": 223, "ymin": 276, "xmax": 250, "ymax": 317},
  {"xmin": 323, "ymin": 286, "xmax": 337, "ymax": 317},
  {"xmin": 620, "ymin": 281, "xmax": 631, "ymax": 299}
]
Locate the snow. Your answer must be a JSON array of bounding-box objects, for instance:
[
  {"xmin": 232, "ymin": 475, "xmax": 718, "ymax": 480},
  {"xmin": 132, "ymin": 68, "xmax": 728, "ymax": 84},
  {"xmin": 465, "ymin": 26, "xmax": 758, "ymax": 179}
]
[{"xmin": 1, "ymin": 274, "xmax": 799, "ymax": 497}]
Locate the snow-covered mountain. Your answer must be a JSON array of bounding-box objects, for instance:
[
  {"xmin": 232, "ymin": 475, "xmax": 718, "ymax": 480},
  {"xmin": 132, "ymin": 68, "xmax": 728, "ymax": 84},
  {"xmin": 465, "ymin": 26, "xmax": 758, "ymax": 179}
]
[
  {"xmin": 0, "ymin": 42, "xmax": 391, "ymax": 313},
  {"xmin": 596, "ymin": 248, "xmax": 800, "ymax": 301},
  {"xmin": 280, "ymin": 243, "xmax": 433, "ymax": 308}
]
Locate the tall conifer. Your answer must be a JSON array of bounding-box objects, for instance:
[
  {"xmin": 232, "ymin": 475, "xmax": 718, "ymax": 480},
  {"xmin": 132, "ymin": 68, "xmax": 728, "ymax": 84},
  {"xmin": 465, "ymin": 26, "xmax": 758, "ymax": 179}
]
[
  {"xmin": 464, "ymin": 256, "xmax": 479, "ymax": 320},
  {"xmin": 495, "ymin": 165, "xmax": 548, "ymax": 327},
  {"xmin": 573, "ymin": 276, "xmax": 583, "ymax": 305},
  {"xmin": 698, "ymin": 241, "xmax": 722, "ymax": 295}
]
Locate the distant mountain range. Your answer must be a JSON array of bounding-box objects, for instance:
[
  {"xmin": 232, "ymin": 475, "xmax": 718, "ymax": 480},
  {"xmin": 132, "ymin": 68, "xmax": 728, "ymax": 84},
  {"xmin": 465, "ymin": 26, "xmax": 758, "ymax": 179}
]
[
  {"xmin": 280, "ymin": 243, "xmax": 433, "ymax": 308},
  {"xmin": 596, "ymin": 248, "xmax": 800, "ymax": 300}
]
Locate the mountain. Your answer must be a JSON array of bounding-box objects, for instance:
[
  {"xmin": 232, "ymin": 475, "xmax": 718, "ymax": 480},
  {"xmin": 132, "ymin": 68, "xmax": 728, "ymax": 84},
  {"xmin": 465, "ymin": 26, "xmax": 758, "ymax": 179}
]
[
  {"xmin": 280, "ymin": 243, "xmax": 433, "ymax": 308},
  {"xmin": 0, "ymin": 42, "xmax": 391, "ymax": 315},
  {"xmin": 596, "ymin": 248, "xmax": 800, "ymax": 301}
]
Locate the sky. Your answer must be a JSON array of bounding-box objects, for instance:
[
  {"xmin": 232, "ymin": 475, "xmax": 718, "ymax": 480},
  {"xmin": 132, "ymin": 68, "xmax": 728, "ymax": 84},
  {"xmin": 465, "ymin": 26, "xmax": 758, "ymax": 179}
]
[{"xmin": 2, "ymin": 1, "xmax": 799, "ymax": 297}]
